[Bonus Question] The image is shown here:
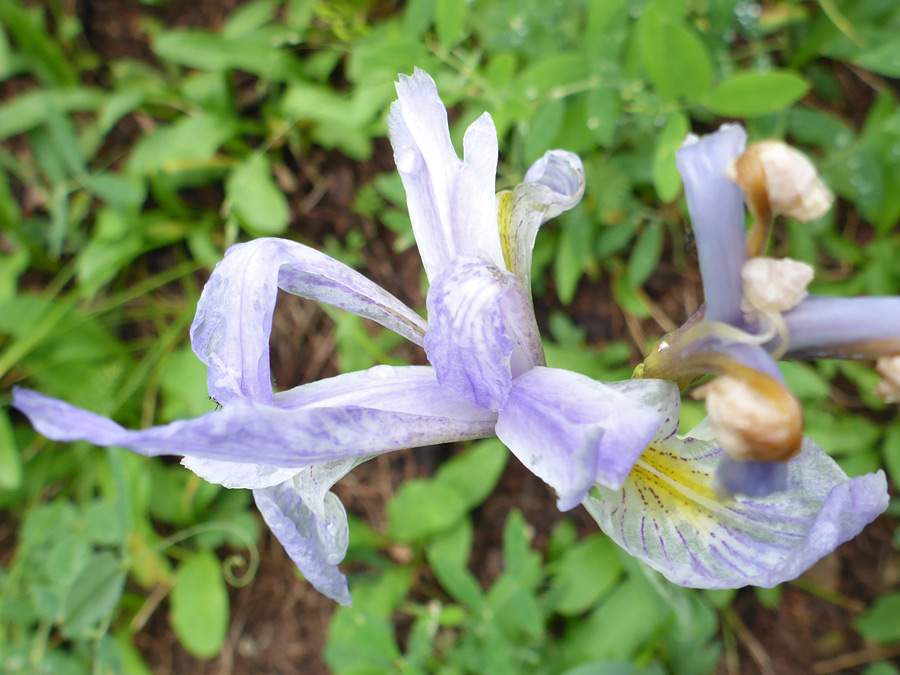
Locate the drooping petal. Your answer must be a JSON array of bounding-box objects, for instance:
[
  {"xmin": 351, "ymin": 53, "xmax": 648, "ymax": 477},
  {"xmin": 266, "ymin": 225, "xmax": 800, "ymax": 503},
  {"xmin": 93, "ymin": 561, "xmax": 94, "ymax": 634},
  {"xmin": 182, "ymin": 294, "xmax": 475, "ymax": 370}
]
[
  {"xmin": 12, "ymin": 370, "xmax": 496, "ymax": 467},
  {"xmin": 782, "ymin": 295, "xmax": 900, "ymax": 360},
  {"xmin": 388, "ymin": 69, "xmax": 504, "ymax": 280},
  {"xmin": 424, "ymin": 257, "xmax": 543, "ymax": 410},
  {"xmin": 497, "ymin": 150, "xmax": 585, "ymax": 292},
  {"xmin": 190, "ymin": 237, "xmax": 426, "ymax": 405},
  {"xmin": 494, "ymin": 367, "xmax": 668, "ymax": 510},
  {"xmin": 254, "ymin": 472, "xmax": 355, "ymax": 605},
  {"xmin": 181, "ymin": 457, "xmax": 300, "ymax": 489},
  {"xmin": 583, "ymin": 436, "xmax": 889, "ymax": 589},
  {"xmin": 676, "ymin": 125, "xmax": 748, "ymax": 324}
]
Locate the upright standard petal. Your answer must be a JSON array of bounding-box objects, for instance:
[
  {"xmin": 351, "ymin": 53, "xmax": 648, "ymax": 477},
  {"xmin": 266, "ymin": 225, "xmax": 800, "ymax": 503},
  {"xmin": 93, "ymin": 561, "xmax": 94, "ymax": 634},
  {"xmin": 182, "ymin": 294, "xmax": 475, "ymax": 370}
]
[
  {"xmin": 497, "ymin": 150, "xmax": 585, "ymax": 293},
  {"xmin": 583, "ymin": 436, "xmax": 888, "ymax": 589},
  {"xmin": 388, "ymin": 69, "xmax": 504, "ymax": 279},
  {"xmin": 677, "ymin": 125, "xmax": 748, "ymax": 324},
  {"xmin": 255, "ymin": 474, "xmax": 354, "ymax": 605},
  {"xmin": 12, "ymin": 368, "xmax": 496, "ymax": 467},
  {"xmin": 190, "ymin": 238, "xmax": 426, "ymax": 405},
  {"xmin": 494, "ymin": 367, "xmax": 670, "ymax": 510},
  {"xmin": 424, "ymin": 258, "xmax": 544, "ymax": 410},
  {"xmin": 782, "ymin": 295, "xmax": 900, "ymax": 359}
]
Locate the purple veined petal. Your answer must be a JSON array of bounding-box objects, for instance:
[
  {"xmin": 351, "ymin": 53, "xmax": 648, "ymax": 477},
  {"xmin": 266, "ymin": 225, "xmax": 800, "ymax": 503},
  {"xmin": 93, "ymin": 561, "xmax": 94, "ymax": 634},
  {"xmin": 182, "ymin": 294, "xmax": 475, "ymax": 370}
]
[
  {"xmin": 181, "ymin": 456, "xmax": 300, "ymax": 489},
  {"xmin": 495, "ymin": 367, "xmax": 665, "ymax": 511},
  {"xmin": 254, "ymin": 475, "xmax": 354, "ymax": 605},
  {"xmin": 388, "ymin": 69, "xmax": 504, "ymax": 280},
  {"xmin": 190, "ymin": 238, "xmax": 426, "ymax": 405},
  {"xmin": 498, "ymin": 150, "xmax": 585, "ymax": 293},
  {"xmin": 782, "ymin": 295, "xmax": 900, "ymax": 360},
  {"xmin": 583, "ymin": 436, "xmax": 888, "ymax": 589},
  {"xmin": 677, "ymin": 124, "xmax": 748, "ymax": 324},
  {"xmin": 424, "ymin": 257, "xmax": 544, "ymax": 410},
  {"xmin": 604, "ymin": 378, "xmax": 681, "ymax": 442},
  {"xmin": 11, "ymin": 372, "xmax": 497, "ymax": 467}
]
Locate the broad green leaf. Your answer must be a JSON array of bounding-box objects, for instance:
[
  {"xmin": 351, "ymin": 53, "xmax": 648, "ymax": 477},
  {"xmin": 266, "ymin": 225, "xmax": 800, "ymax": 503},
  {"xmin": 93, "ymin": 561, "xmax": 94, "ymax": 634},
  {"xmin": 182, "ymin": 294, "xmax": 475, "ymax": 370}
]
[
  {"xmin": 883, "ymin": 425, "xmax": 900, "ymax": 489},
  {"xmin": 436, "ymin": 0, "xmax": 466, "ymax": 47},
  {"xmin": 127, "ymin": 114, "xmax": 238, "ymax": 175},
  {"xmin": 0, "ymin": 0, "xmax": 76, "ymax": 86},
  {"xmin": 226, "ymin": 154, "xmax": 290, "ymax": 236},
  {"xmin": 432, "ymin": 439, "xmax": 508, "ymax": 509},
  {"xmin": 153, "ymin": 29, "xmax": 296, "ymax": 80},
  {"xmin": 387, "ymin": 478, "xmax": 468, "ymax": 542},
  {"xmin": 627, "ymin": 222, "xmax": 664, "ymax": 287},
  {"xmin": 524, "ymin": 98, "xmax": 565, "ymax": 164},
  {"xmin": 561, "ymin": 579, "xmax": 670, "ymax": 667},
  {"xmin": 427, "ymin": 519, "xmax": 484, "ymax": 608},
  {"xmin": 0, "ymin": 409, "xmax": 22, "ymax": 490},
  {"xmin": 705, "ymin": 71, "xmax": 810, "ymax": 117},
  {"xmin": 325, "ymin": 608, "xmax": 400, "ymax": 673},
  {"xmin": 550, "ymin": 535, "xmax": 623, "ymax": 615},
  {"xmin": 0, "ymin": 88, "xmax": 105, "ymax": 141},
  {"xmin": 855, "ymin": 593, "xmax": 900, "ymax": 644},
  {"xmin": 853, "ymin": 41, "xmax": 900, "ymax": 78},
  {"xmin": 636, "ymin": 10, "xmax": 711, "ymax": 101},
  {"xmin": 61, "ymin": 551, "xmax": 126, "ymax": 638},
  {"xmin": 651, "ymin": 112, "xmax": 689, "ymax": 202},
  {"xmin": 170, "ymin": 552, "xmax": 229, "ymax": 658}
]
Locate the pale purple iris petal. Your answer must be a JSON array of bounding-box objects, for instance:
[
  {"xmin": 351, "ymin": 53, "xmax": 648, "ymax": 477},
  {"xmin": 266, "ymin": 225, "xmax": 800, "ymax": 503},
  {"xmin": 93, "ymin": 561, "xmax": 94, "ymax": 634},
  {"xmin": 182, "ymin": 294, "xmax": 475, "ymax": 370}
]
[
  {"xmin": 782, "ymin": 295, "xmax": 900, "ymax": 359},
  {"xmin": 254, "ymin": 475, "xmax": 353, "ymax": 605},
  {"xmin": 584, "ymin": 436, "xmax": 888, "ymax": 589},
  {"xmin": 388, "ymin": 68, "xmax": 504, "ymax": 279},
  {"xmin": 190, "ymin": 237, "xmax": 426, "ymax": 405},
  {"xmin": 12, "ymin": 380, "xmax": 496, "ymax": 467},
  {"xmin": 604, "ymin": 378, "xmax": 681, "ymax": 442},
  {"xmin": 181, "ymin": 457, "xmax": 300, "ymax": 489},
  {"xmin": 495, "ymin": 367, "xmax": 665, "ymax": 511},
  {"xmin": 499, "ymin": 150, "xmax": 585, "ymax": 292},
  {"xmin": 424, "ymin": 257, "xmax": 543, "ymax": 410},
  {"xmin": 676, "ymin": 125, "xmax": 748, "ymax": 324}
]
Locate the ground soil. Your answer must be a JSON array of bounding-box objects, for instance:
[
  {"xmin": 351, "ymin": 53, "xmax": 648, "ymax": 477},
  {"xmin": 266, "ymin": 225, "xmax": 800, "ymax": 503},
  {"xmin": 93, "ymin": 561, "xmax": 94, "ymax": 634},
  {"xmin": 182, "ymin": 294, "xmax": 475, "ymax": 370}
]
[{"xmin": 4, "ymin": 1, "xmax": 898, "ymax": 673}]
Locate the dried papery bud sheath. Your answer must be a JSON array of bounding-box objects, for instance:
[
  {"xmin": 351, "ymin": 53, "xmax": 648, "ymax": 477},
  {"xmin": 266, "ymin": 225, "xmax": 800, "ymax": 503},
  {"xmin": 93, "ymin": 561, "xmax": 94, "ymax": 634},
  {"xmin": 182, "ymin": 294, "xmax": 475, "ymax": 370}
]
[
  {"xmin": 725, "ymin": 141, "xmax": 834, "ymax": 223},
  {"xmin": 693, "ymin": 374, "xmax": 803, "ymax": 462},
  {"xmin": 741, "ymin": 256, "xmax": 814, "ymax": 314},
  {"xmin": 875, "ymin": 355, "xmax": 900, "ymax": 403}
]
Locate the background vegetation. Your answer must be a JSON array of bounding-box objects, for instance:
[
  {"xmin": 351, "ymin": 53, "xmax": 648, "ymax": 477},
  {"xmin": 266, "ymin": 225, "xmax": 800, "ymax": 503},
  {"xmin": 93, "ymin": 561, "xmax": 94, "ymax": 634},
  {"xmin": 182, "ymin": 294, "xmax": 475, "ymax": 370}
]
[{"xmin": 1, "ymin": 0, "xmax": 900, "ymax": 672}]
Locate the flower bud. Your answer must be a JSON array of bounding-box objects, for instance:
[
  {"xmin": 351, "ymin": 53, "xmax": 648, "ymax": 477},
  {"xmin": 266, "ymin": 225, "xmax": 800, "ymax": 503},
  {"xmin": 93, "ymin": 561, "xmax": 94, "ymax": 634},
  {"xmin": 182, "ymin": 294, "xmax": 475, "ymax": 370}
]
[
  {"xmin": 875, "ymin": 355, "xmax": 900, "ymax": 403},
  {"xmin": 693, "ymin": 375, "xmax": 803, "ymax": 462},
  {"xmin": 725, "ymin": 141, "xmax": 833, "ymax": 222},
  {"xmin": 741, "ymin": 256, "xmax": 814, "ymax": 314}
]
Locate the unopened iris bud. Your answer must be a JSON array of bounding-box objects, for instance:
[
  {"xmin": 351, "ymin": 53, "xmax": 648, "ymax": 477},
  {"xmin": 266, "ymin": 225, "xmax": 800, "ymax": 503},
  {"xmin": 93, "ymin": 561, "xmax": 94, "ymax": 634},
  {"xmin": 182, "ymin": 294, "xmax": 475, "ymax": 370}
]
[
  {"xmin": 725, "ymin": 141, "xmax": 833, "ymax": 222},
  {"xmin": 693, "ymin": 375, "xmax": 803, "ymax": 462},
  {"xmin": 875, "ymin": 355, "xmax": 900, "ymax": 403},
  {"xmin": 741, "ymin": 256, "xmax": 814, "ymax": 314}
]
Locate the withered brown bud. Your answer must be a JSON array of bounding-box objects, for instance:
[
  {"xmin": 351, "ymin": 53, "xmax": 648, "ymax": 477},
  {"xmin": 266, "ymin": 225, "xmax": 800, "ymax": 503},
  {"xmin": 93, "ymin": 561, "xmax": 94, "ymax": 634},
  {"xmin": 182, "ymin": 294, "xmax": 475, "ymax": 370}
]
[
  {"xmin": 693, "ymin": 375, "xmax": 803, "ymax": 462},
  {"xmin": 725, "ymin": 141, "xmax": 833, "ymax": 223},
  {"xmin": 875, "ymin": 355, "xmax": 900, "ymax": 403}
]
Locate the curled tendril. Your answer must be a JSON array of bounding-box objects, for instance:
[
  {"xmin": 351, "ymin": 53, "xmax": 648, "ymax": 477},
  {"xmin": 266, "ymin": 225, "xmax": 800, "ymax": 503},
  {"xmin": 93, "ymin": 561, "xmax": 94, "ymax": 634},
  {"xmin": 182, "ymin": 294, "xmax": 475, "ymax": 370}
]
[{"xmin": 135, "ymin": 520, "xmax": 261, "ymax": 588}]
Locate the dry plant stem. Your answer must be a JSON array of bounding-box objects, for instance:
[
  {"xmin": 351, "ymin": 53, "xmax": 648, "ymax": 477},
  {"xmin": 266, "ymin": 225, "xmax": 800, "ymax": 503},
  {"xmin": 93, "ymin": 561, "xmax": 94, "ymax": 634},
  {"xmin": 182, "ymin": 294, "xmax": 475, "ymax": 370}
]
[
  {"xmin": 813, "ymin": 644, "xmax": 900, "ymax": 675},
  {"xmin": 725, "ymin": 609, "xmax": 776, "ymax": 675},
  {"xmin": 130, "ymin": 583, "xmax": 172, "ymax": 633}
]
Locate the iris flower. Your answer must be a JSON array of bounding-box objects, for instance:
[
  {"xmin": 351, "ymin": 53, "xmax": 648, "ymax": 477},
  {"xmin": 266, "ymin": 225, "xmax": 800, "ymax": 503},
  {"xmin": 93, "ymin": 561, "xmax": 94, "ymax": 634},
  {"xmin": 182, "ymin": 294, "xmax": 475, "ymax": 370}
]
[
  {"xmin": 13, "ymin": 69, "xmax": 673, "ymax": 604},
  {"xmin": 588, "ymin": 124, "xmax": 890, "ymax": 588}
]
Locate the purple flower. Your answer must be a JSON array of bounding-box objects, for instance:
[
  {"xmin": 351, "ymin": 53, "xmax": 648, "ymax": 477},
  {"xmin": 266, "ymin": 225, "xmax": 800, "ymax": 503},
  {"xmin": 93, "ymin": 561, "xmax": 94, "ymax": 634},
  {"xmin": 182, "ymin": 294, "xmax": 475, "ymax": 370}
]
[
  {"xmin": 603, "ymin": 124, "xmax": 891, "ymax": 586},
  {"xmin": 13, "ymin": 69, "xmax": 671, "ymax": 603}
]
